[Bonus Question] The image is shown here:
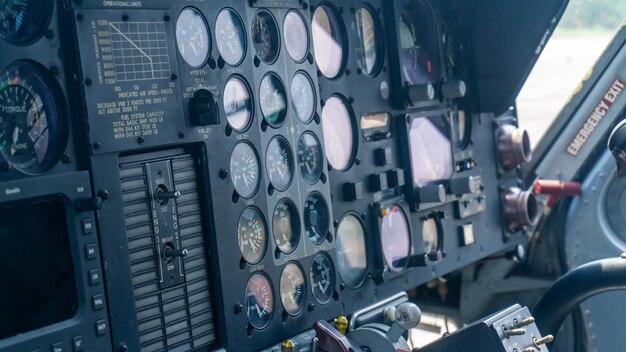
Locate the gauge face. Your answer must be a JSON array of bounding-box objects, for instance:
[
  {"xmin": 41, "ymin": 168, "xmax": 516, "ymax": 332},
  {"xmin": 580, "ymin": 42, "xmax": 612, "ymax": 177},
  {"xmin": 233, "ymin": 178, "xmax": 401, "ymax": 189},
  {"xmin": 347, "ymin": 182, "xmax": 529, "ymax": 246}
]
[
  {"xmin": 283, "ymin": 11, "xmax": 309, "ymax": 62},
  {"xmin": 454, "ymin": 110, "xmax": 470, "ymax": 149},
  {"xmin": 230, "ymin": 142, "xmax": 261, "ymax": 199},
  {"xmin": 297, "ymin": 132, "xmax": 323, "ymax": 185},
  {"xmin": 0, "ymin": 0, "xmax": 52, "ymax": 45},
  {"xmin": 355, "ymin": 7, "xmax": 382, "ymax": 76},
  {"xmin": 215, "ymin": 8, "xmax": 247, "ymax": 66},
  {"xmin": 312, "ymin": 6, "xmax": 345, "ymax": 79},
  {"xmin": 259, "ymin": 73, "xmax": 288, "ymax": 127},
  {"xmin": 310, "ymin": 252, "xmax": 335, "ymax": 304},
  {"xmin": 422, "ymin": 218, "xmax": 440, "ymax": 256},
  {"xmin": 399, "ymin": 0, "xmax": 441, "ymax": 85},
  {"xmin": 409, "ymin": 116, "xmax": 453, "ymax": 187},
  {"xmin": 380, "ymin": 205, "xmax": 410, "ymax": 272},
  {"xmin": 290, "ymin": 72, "xmax": 316, "ymax": 124},
  {"xmin": 238, "ymin": 207, "xmax": 268, "ymax": 264},
  {"xmin": 272, "ymin": 199, "xmax": 300, "ymax": 255},
  {"xmin": 266, "ymin": 136, "xmax": 294, "ymax": 192},
  {"xmin": 321, "ymin": 96, "xmax": 354, "ymax": 171},
  {"xmin": 176, "ymin": 7, "xmax": 211, "ymax": 68},
  {"xmin": 245, "ymin": 273, "xmax": 274, "ymax": 329},
  {"xmin": 279, "ymin": 262, "xmax": 306, "ymax": 316},
  {"xmin": 252, "ymin": 10, "xmax": 280, "ymax": 64},
  {"xmin": 224, "ymin": 77, "xmax": 253, "ymax": 132},
  {"xmin": 336, "ymin": 214, "xmax": 367, "ymax": 288},
  {"xmin": 304, "ymin": 192, "xmax": 330, "ymax": 245},
  {"xmin": 0, "ymin": 62, "xmax": 64, "ymax": 173}
]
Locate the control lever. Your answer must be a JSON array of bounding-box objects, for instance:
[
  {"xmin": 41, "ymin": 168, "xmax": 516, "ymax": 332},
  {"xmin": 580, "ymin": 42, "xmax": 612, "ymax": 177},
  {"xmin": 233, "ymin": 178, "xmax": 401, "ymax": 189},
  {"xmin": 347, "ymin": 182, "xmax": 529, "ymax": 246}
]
[
  {"xmin": 384, "ymin": 303, "xmax": 422, "ymax": 342},
  {"xmin": 312, "ymin": 320, "xmax": 354, "ymax": 352}
]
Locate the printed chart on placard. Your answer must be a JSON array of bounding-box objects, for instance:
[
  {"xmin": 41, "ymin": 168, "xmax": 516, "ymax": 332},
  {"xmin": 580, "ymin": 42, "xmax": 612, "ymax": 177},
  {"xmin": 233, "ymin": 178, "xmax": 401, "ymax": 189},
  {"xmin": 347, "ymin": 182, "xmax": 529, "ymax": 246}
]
[{"xmin": 108, "ymin": 21, "xmax": 172, "ymax": 82}]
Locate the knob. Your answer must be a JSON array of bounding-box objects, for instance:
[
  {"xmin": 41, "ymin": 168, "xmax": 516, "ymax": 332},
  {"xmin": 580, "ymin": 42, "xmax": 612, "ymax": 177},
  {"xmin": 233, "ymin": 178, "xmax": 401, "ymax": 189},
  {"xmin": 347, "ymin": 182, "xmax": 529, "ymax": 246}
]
[
  {"xmin": 418, "ymin": 184, "xmax": 446, "ymax": 203},
  {"xmin": 191, "ymin": 89, "xmax": 220, "ymax": 126},
  {"xmin": 497, "ymin": 124, "xmax": 532, "ymax": 170},
  {"xmin": 407, "ymin": 83, "xmax": 435, "ymax": 104},
  {"xmin": 504, "ymin": 187, "xmax": 539, "ymax": 232},
  {"xmin": 386, "ymin": 303, "xmax": 422, "ymax": 342},
  {"xmin": 449, "ymin": 175, "xmax": 480, "ymax": 195},
  {"xmin": 442, "ymin": 79, "xmax": 467, "ymax": 100}
]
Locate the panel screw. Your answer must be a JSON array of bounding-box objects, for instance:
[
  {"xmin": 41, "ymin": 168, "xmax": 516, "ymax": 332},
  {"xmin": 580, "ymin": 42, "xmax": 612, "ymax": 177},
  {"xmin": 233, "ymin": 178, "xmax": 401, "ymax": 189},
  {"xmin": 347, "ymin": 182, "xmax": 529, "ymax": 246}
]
[
  {"xmin": 137, "ymin": 136, "xmax": 144, "ymax": 145},
  {"xmin": 85, "ymin": 78, "xmax": 92, "ymax": 86},
  {"xmin": 76, "ymin": 13, "xmax": 84, "ymax": 21},
  {"xmin": 62, "ymin": 154, "xmax": 72, "ymax": 164},
  {"xmin": 117, "ymin": 344, "xmax": 128, "ymax": 352},
  {"xmin": 98, "ymin": 189, "xmax": 110, "ymax": 200},
  {"xmin": 219, "ymin": 169, "xmax": 229, "ymax": 179},
  {"xmin": 122, "ymin": 14, "xmax": 129, "ymax": 22},
  {"xmin": 308, "ymin": 302, "xmax": 315, "ymax": 312},
  {"xmin": 178, "ymin": 131, "xmax": 185, "ymax": 139},
  {"xmin": 234, "ymin": 303, "xmax": 244, "ymax": 314},
  {"xmin": 92, "ymin": 142, "xmax": 101, "ymax": 150}
]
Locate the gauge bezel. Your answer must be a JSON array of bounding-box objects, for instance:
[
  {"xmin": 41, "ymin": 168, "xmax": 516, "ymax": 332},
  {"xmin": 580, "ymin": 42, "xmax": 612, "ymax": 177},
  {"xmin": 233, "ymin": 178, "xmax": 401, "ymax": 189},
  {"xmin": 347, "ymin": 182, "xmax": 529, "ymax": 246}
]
[
  {"xmin": 354, "ymin": 4, "xmax": 386, "ymax": 78},
  {"xmin": 229, "ymin": 141, "xmax": 262, "ymax": 199},
  {"xmin": 377, "ymin": 202, "xmax": 412, "ymax": 274},
  {"xmin": 283, "ymin": 10, "xmax": 310, "ymax": 64},
  {"xmin": 309, "ymin": 251, "xmax": 336, "ymax": 305},
  {"xmin": 175, "ymin": 6, "xmax": 212, "ymax": 68},
  {"xmin": 223, "ymin": 75, "xmax": 255, "ymax": 133},
  {"xmin": 251, "ymin": 9, "xmax": 281, "ymax": 65},
  {"xmin": 272, "ymin": 198, "xmax": 301, "ymax": 255},
  {"xmin": 265, "ymin": 135, "xmax": 295, "ymax": 192},
  {"xmin": 335, "ymin": 212, "xmax": 368, "ymax": 289},
  {"xmin": 215, "ymin": 7, "xmax": 248, "ymax": 67},
  {"xmin": 290, "ymin": 71, "xmax": 317, "ymax": 124},
  {"xmin": 0, "ymin": 0, "xmax": 54, "ymax": 46},
  {"xmin": 245, "ymin": 272, "xmax": 275, "ymax": 330},
  {"xmin": 297, "ymin": 131, "xmax": 324, "ymax": 185},
  {"xmin": 303, "ymin": 191, "xmax": 330, "ymax": 245},
  {"xmin": 279, "ymin": 261, "xmax": 307, "ymax": 317},
  {"xmin": 237, "ymin": 206, "xmax": 269, "ymax": 265},
  {"xmin": 420, "ymin": 213, "xmax": 444, "ymax": 262},
  {"xmin": 259, "ymin": 72, "xmax": 289, "ymax": 128},
  {"xmin": 311, "ymin": 2, "xmax": 349, "ymax": 80},
  {"xmin": 321, "ymin": 94, "xmax": 359, "ymax": 172}
]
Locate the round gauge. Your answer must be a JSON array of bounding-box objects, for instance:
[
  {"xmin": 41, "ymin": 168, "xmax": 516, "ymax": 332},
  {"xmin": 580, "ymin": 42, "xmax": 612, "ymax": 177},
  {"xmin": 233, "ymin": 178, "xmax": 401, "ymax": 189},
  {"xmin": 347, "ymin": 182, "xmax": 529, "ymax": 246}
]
[
  {"xmin": 297, "ymin": 132, "xmax": 323, "ymax": 185},
  {"xmin": 0, "ymin": 61, "xmax": 65, "ymax": 173},
  {"xmin": 304, "ymin": 192, "xmax": 330, "ymax": 245},
  {"xmin": 336, "ymin": 214, "xmax": 368, "ymax": 288},
  {"xmin": 454, "ymin": 110, "xmax": 471, "ymax": 149},
  {"xmin": 0, "ymin": 0, "xmax": 52, "ymax": 45},
  {"xmin": 245, "ymin": 273, "xmax": 274, "ymax": 329},
  {"xmin": 252, "ymin": 10, "xmax": 280, "ymax": 64},
  {"xmin": 215, "ymin": 8, "xmax": 247, "ymax": 67},
  {"xmin": 279, "ymin": 262, "xmax": 306, "ymax": 316},
  {"xmin": 312, "ymin": 5, "xmax": 345, "ymax": 79},
  {"xmin": 272, "ymin": 198, "xmax": 300, "ymax": 255},
  {"xmin": 266, "ymin": 136, "xmax": 294, "ymax": 192},
  {"xmin": 355, "ymin": 6, "xmax": 383, "ymax": 76},
  {"xmin": 283, "ymin": 11, "xmax": 309, "ymax": 62},
  {"xmin": 290, "ymin": 72, "xmax": 316, "ymax": 124},
  {"xmin": 176, "ymin": 7, "xmax": 211, "ymax": 68},
  {"xmin": 238, "ymin": 207, "xmax": 268, "ymax": 265},
  {"xmin": 422, "ymin": 217, "xmax": 441, "ymax": 256},
  {"xmin": 310, "ymin": 252, "xmax": 336, "ymax": 304},
  {"xmin": 224, "ymin": 77, "xmax": 253, "ymax": 132},
  {"xmin": 321, "ymin": 96, "xmax": 355, "ymax": 171},
  {"xmin": 230, "ymin": 142, "xmax": 261, "ymax": 199},
  {"xmin": 399, "ymin": 0, "xmax": 441, "ymax": 85},
  {"xmin": 259, "ymin": 73, "xmax": 288, "ymax": 127},
  {"xmin": 380, "ymin": 205, "xmax": 411, "ymax": 273}
]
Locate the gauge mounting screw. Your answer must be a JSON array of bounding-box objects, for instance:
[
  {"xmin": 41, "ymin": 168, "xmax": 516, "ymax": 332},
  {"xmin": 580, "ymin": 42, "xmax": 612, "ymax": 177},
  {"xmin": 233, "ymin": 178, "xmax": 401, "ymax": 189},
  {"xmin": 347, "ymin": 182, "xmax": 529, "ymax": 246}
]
[
  {"xmin": 234, "ymin": 303, "xmax": 244, "ymax": 314},
  {"xmin": 62, "ymin": 154, "xmax": 72, "ymax": 164},
  {"xmin": 219, "ymin": 169, "xmax": 229, "ymax": 179},
  {"xmin": 98, "ymin": 189, "xmax": 110, "ymax": 200}
]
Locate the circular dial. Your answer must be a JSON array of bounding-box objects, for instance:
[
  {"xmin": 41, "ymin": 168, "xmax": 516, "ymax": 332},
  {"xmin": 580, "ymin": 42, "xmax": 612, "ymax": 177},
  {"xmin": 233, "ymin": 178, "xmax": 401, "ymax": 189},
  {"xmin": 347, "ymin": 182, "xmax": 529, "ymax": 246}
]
[
  {"xmin": 230, "ymin": 142, "xmax": 261, "ymax": 199},
  {"xmin": 224, "ymin": 77, "xmax": 253, "ymax": 132},
  {"xmin": 321, "ymin": 96, "xmax": 354, "ymax": 171},
  {"xmin": 399, "ymin": 0, "xmax": 441, "ymax": 85},
  {"xmin": 297, "ymin": 132, "xmax": 323, "ymax": 184},
  {"xmin": 290, "ymin": 72, "xmax": 316, "ymax": 124},
  {"xmin": 176, "ymin": 7, "xmax": 211, "ymax": 68},
  {"xmin": 454, "ymin": 110, "xmax": 471, "ymax": 149},
  {"xmin": 380, "ymin": 205, "xmax": 411, "ymax": 272},
  {"xmin": 279, "ymin": 262, "xmax": 306, "ymax": 316},
  {"xmin": 272, "ymin": 198, "xmax": 300, "ymax": 255},
  {"xmin": 251, "ymin": 10, "xmax": 280, "ymax": 64},
  {"xmin": 238, "ymin": 207, "xmax": 268, "ymax": 264},
  {"xmin": 0, "ymin": 0, "xmax": 52, "ymax": 45},
  {"xmin": 304, "ymin": 192, "xmax": 330, "ymax": 245},
  {"xmin": 215, "ymin": 8, "xmax": 247, "ymax": 67},
  {"xmin": 0, "ymin": 62, "xmax": 65, "ymax": 173},
  {"xmin": 336, "ymin": 214, "xmax": 368, "ymax": 288},
  {"xmin": 259, "ymin": 73, "xmax": 288, "ymax": 127},
  {"xmin": 283, "ymin": 11, "xmax": 308, "ymax": 62},
  {"xmin": 422, "ymin": 218, "xmax": 441, "ymax": 257},
  {"xmin": 245, "ymin": 273, "xmax": 274, "ymax": 329},
  {"xmin": 312, "ymin": 6, "xmax": 345, "ymax": 79},
  {"xmin": 355, "ymin": 7, "xmax": 382, "ymax": 76},
  {"xmin": 310, "ymin": 252, "xmax": 336, "ymax": 304},
  {"xmin": 265, "ymin": 136, "xmax": 294, "ymax": 192}
]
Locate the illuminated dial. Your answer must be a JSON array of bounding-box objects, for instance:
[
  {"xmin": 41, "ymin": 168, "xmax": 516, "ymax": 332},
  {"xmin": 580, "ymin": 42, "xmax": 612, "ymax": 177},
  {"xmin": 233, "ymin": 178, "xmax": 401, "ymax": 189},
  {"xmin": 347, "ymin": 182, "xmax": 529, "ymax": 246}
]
[
  {"xmin": 297, "ymin": 132, "xmax": 323, "ymax": 184},
  {"xmin": 310, "ymin": 252, "xmax": 336, "ymax": 304},
  {"xmin": 304, "ymin": 192, "xmax": 330, "ymax": 245},
  {"xmin": 245, "ymin": 273, "xmax": 274, "ymax": 329},
  {"xmin": 265, "ymin": 136, "xmax": 294, "ymax": 192},
  {"xmin": 422, "ymin": 217, "xmax": 441, "ymax": 257},
  {"xmin": 336, "ymin": 214, "xmax": 367, "ymax": 288},
  {"xmin": 272, "ymin": 198, "xmax": 300, "ymax": 255},
  {"xmin": 0, "ymin": 0, "xmax": 52, "ymax": 45},
  {"xmin": 380, "ymin": 205, "xmax": 411, "ymax": 272},
  {"xmin": 321, "ymin": 96, "xmax": 355, "ymax": 171},
  {"xmin": 251, "ymin": 10, "xmax": 280, "ymax": 64},
  {"xmin": 279, "ymin": 262, "xmax": 306, "ymax": 316},
  {"xmin": 399, "ymin": 0, "xmax": 441, "ymax": 85},
  {"xmin": 230, "ymin": 142, "xmax": 261, "ymax": 199},
  {"xmin": 215, "ymin": 8, "xmax": 246, "ymax": 66},
  {"xmin": 176, "ymin": 7, "xmax": 211, "ymax": 68},
  {"xmin": 290, "ymin": 72, "xmax": 316, "ymax": 124},
  {"xmin": 224, "ymin": 76, "xmax": 253, "ymax": 132},
  {"xmin": 312, "ymin": 5, "xmax": 345, "ymax": 79},
  {"xmin": 259, "ymin": 73, "xmax": 288, "ymax": 127},
  {"xmin": 355, "ymin": 6, "xmax": 382, "ymax": 76},
  {"xmin": 283, "ymin": 11, "xmax": 308, "ymax": 62},
  {"xmin": 0, "ymin": 61, "xmax": 65, "ymax": 173},
  {"xmin": 237, "ymin": 207, "xmax": 268, "ymax": 264}
]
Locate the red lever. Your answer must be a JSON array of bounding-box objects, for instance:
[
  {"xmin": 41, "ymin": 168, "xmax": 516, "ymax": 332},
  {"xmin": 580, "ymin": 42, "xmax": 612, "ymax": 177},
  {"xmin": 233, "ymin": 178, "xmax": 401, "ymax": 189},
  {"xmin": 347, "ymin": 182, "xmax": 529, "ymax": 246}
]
[{"xmin": 533, "ymin": 180, "xmax": 581, "ymax": 208}]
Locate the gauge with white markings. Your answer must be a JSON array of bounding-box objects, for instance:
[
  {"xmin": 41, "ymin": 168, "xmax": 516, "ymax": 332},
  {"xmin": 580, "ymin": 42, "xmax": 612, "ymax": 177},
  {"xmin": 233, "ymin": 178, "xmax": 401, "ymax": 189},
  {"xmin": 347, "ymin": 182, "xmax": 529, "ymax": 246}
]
[
  {"xmin": 283, "ymin": 11, "xmax": 309, "ymax": 62},
  {"xmin": 252, "ymin": 9, "xmax": 280, "ymax": 64},
  {"xmin": 290, "ymin": 72, "xmax": 316, "ymax": 124},
  {"xmin": 272, "ymin": 198, "xmax": 300, "ymax": 255},
  {"xmin": 215, "ymin": 8, "xmax": 247, "ymax": 66},
  {"xmin": 0, "ymin": 0, "xmax": 53, "ymax": 45},
  {"xmin": 355, "ymin": 6, "xmax": 382, "ymax": 76},
  {"xmin": 176, "ymin": 7, "xmax": 211, "ymax": 68},
  {"xmin": 280, "ymin": 262, "xmax": 306, "ymax": 316},
  {"xmin": 224, "ymin": 77, "xmax": 253, "ymax": 132},
  {"xmin": 230, "ymin": 142, "xmax": 261, "ymax": 199},
  {"xmin": 297, "ymin": 132, "xmax": 323, "ymax": 185},
  {"xmin": 260, "ymin": 73, "xmax": 288, "ymax": 127},
  {"xmin": 266, "ymin": 136, "xmax": 294, "ymax": 192},
  {"xmin": 238, "ymin": 207, "xmax": 268, "ymax": 265},
  {"xmin": 423, "ymin": 217, "xmax": 441, "ymax": 257},
  {"xmin": 245, "ymin": 273, "xmax": 274, "ymax": 329},
  {"xmin": 304, "ymin": 192, "xmax": 330, "ymax": 245},
  {"xmin": 310, "ymin": 252, "xmax": 336, "ymax": 304}
]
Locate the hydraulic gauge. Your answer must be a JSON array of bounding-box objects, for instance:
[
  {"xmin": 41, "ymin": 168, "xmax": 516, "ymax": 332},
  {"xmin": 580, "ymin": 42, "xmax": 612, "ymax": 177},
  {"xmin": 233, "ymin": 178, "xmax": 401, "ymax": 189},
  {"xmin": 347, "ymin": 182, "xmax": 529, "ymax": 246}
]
[
  {"xmin": 380, "ymin": 205, "xmax": 411, "ymax": 273},
  {"xmin": 251, "ymin": 10, "xmax": 280, "ymax": 64},
  {"xmin": 355, "ymin": 6, "xmax": 383, "ymax": 76},
  {"xmin": 336, "ymin": 214, "xmax": 368, "ymax": 288},
  {"xmin": 310, "ymin": 252, "xmax": 336, "ymax": 304},
  {"xmin": 259, "ymin": 73, "xmax": 288, "ymax": 127},
  {"xmin": 238, "ymin": 207, "xmax": 268, "ymax": 265},
  {"xmin": 215, "ymin": 8, "xmax": 247, "ymax": 66},
  {"xmin": 230, "ymin": 142, "xmax": 261, "ymax": 199},
  {"xmin": 0, "ymin": 61, "xmax": 65, "ymax": 173},
  {"xmin": 0, "ymin": 0, "xmax": 52, "ymax": 45},
  {"xmin": 422, "ymin": 217, "xmax": 442, "ymax": 260},
  {"xmin": 176, "ymin": 7, "xmax": 211, "ymax": 68},
  {"xmin": 279, "ymin": 262, "xmax": 306, "ymax": 316},
  {"xmin": 245, "ymin": 273, "xmax": 274, "ymax": 329},
  {"xmin": 266, "ymin": 136, "xmax": 294, "ymax": 192},
  {"xmin": 290, "ymin": 72, "xmax": 316, "ymax": 124},
  {"xmin": 224, "ymin": 76, "xmax": 253, "ymax": 132},
  {"xmin": 297, "ymin": 132, "xmax": 323, "ymax": 185},
  {"xmin": 283, "ymin": 11, "xmax": 309, "ymax": 63},
  {"xmin": 272, "ymin": 198, "xmax": 300, "ymax": 255},
  {"xmin": 304, "ymin": 192, "xmax": 330, "ymax": 245},
  {"xmin": 321, "ymin": 96, "xmax": 355, "ymax": 171}
]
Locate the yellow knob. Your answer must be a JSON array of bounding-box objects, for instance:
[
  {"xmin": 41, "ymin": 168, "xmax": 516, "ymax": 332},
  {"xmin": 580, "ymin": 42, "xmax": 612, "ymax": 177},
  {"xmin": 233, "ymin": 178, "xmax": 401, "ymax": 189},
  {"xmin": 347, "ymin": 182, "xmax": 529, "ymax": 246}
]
[
  {"xmin": 335, "ymin": 316, "xmax": 349, "ymax": 335},
  {"xmin": 281, "ymin": 340, "xmax": 295, "ymax": 352},
  {"xmin": 380, "ymin": 208, "xmax": 390, "ymax": 217}
]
